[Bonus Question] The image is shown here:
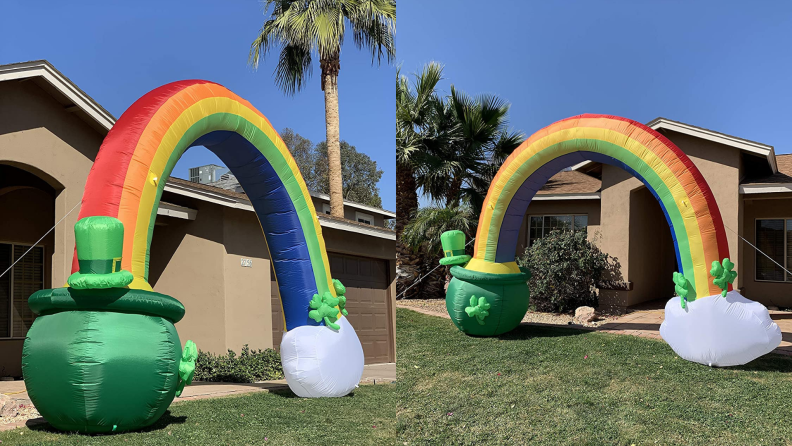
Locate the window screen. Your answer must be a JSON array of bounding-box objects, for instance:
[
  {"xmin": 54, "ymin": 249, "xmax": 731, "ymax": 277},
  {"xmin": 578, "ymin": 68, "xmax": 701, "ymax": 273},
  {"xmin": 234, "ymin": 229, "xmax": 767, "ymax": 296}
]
[{"xmin": 756, "ymin": 219, "xmax": 785, "ymax": 282}]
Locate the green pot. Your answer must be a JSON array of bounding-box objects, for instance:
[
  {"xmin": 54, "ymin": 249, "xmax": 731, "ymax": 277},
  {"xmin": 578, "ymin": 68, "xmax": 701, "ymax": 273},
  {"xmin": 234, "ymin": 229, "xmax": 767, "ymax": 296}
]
[
  {"xmin": 22, "ymin": 287, "xmax": 185, "ymax": 433},
  {"xmin": 445, "ymin": 266, "xmax": 530, "ymax": 336}
]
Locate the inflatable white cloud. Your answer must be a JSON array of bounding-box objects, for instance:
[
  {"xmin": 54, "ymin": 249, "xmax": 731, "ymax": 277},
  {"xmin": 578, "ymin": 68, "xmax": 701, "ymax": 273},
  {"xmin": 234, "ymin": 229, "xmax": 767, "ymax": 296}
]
[
  {"xmin": 280, "ymin": 316, "xmax": 365, "ymax": 397},
  {"xmin": 660, "ymin": 291, "xmax": 781, "ymax": 367}
]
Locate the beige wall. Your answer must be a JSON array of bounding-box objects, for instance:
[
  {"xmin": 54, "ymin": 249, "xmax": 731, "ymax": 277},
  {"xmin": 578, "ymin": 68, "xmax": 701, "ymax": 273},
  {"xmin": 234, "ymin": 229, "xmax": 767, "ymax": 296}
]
[
  {"xmin": 594, "ymin": 133, "xmax": 742, "ymax": 308},
  {"xmin": 0, "ymin": 81, "xmax": 104, "ymax": 377},
  {"xmin": 741, "ymin": 194, "xmax": 792, "ymax": 306},
  {"xmin": 150, "ymin": 191, "xmax": 396, "ymax": 361},
  {"xmin": 661, "ymin": 131, "xmax": 742, "ymax": 288},
  {"xmin": 0, "ymin": 81, "xmax": 104, "ymax": 287},
  {"xmin": 149, "ymin": 194, "xmax": 273, "ymax": 354}
]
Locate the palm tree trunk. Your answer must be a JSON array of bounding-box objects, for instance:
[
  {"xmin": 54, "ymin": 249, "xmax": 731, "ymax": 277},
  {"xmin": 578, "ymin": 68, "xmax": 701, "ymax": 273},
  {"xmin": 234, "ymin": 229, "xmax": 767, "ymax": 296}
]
[
  {"xmin": 445, "ymin": 175, "xmax": 463, "ymax": 207},
  {"xmin": 323, "ymin": 73, "xmax": 344, "ymax": 218},
  {"xmin": 395, "ymin": 163, "xmax": 418, "ymax": 238}
]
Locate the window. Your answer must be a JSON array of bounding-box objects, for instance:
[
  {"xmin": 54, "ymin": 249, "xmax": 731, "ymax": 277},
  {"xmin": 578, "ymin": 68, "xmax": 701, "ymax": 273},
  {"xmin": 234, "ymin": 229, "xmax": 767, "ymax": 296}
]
[
  {"xmin": 528, "ymin": 214, "xmax": 588, "ymax": 246},
  {"xmin": 356, "ymin": 212, "xmax": 374, "ymax": 225},
  {"xmin": 322, "ymin": 203, "xmax": 331, "ymax": 215},
  {"xmin": 755, "ymin": 219, "xmax": 792, "ymax": 282},
  {"xmin": 0, "ymin": 243, "xmax": 44, "ymax": 338}
]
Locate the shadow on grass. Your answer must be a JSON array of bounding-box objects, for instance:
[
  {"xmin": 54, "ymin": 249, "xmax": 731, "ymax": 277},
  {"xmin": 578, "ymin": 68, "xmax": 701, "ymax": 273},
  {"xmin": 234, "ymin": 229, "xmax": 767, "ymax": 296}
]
[
  {"xmin": 728, "ymin": 354, "xmax": 792, "ymax": 373},
  {"xmin": 270, "ymin": 389, "xmax": 359, "ymax": 399},
  {"xmin": 26, "ymin": 410, "xmax": 188, "ymax": 435},
  {"xmin": 495, "ymin": 322, "xmax": 589, "ymax": 341}
]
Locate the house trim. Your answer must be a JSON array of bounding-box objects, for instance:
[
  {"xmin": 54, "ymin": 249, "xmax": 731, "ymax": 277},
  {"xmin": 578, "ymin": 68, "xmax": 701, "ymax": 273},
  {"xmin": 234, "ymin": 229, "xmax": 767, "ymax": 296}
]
[
  {"xmin": 163, "ymin": 181, "xmax": 395, "ymax": 240},
  {"xmin": 0, "ymin": 60, "xmax": 115, "ymax": 132},
  {"xmin": 740, "ymin": 184, "xmax": 792, "ymax": 195},
  {"xmin": 571, "ymin": 117, "xmax": 777, "ymax": 174},
  {"xmin": 310, "ymin": 190, "xmax": 395, "ymax": 218},
  {"xmin": 532, "ymin": 193, "xmax": 601, "ymax": 201}
]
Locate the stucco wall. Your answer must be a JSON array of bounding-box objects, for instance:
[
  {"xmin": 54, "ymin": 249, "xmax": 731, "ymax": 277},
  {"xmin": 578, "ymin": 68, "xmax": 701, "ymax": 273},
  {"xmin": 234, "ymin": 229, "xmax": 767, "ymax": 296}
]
[
  {"xmin": 660, "ymin": 131, "xmax": 742, "ymax": 289},
  {"xmin": 741, "ymin": 194, "xmax": 792, "ymax": 306},
  {"xmin": 149, "ymin": 194, "xmax": 274, "ymax": 354},
  {"xmin": 149, "ymin": 191, "xmax": 396, "ymax": 360},
  {"xmin": 0, "ymin": 81, "xmax": 104, "ymax": 287},
  {"xmin": 0, "ymin": 80, "xmax": 104, "ymax": 377}
]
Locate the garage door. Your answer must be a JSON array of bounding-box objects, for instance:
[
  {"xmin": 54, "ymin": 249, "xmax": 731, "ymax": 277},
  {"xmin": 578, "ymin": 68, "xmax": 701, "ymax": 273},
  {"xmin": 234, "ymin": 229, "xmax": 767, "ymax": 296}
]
[{"xmin": 271, "ymin": 253, "xmax": 393, "ymax": 364}]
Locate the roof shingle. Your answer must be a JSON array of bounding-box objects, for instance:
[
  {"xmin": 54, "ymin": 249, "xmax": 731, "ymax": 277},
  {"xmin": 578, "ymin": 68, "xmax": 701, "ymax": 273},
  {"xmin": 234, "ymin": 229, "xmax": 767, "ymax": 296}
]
[{"xmin": 536, "ymin": 170, "xmax": 601, "ymax": 195}]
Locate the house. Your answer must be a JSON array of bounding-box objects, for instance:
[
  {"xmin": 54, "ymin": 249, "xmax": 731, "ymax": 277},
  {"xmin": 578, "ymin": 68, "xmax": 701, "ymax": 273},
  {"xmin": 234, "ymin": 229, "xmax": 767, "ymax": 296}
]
[
  {"xmin": 0, "ymin": 60, "xmax": 396, "ymax": 377},
  {"xmin": 519, "ymin": 117, "xmax": 791, "ymax": 311}
]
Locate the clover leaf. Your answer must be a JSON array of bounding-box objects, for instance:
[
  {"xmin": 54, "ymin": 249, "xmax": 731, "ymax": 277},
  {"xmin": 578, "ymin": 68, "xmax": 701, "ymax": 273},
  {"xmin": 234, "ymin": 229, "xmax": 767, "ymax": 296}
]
[
  {"xmin": 176, "ymin": 340, "xmax": 197, "ymax": 397},
  {"xmin": 309, "ymin": 291, "xmax": 342, "ymax": 330},
  {"xmin": 333, "ymin": 279, "xmax": 348, "ymax": 316},
  {"xmin": 464, "ymin": 295, "xmax": 491, "ymax": 325},
  {"xmin": 710, "ymin": 258, "xmax": 737, "ymax": 298},
  {"xmin": 672, "ymin": 272, "xmax": 689, "ymax": 309}
]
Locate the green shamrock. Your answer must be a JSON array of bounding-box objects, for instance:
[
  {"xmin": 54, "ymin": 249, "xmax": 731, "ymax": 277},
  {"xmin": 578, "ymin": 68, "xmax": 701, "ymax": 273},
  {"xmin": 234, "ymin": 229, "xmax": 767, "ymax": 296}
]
[
  {"xmin": 309, "ymin": 291, "xmax": 342, "ymax": 330},
  {"xmin": 672, "ymin": 272, "xmax": 689, "ymax": 309},
  {"xmin": 176, "ymin": 340, "xmax": 197, "ymax": 397},
  {"xmin": 464, "ymin": 295, "xmax": 491, "ymax": 325},
  {"xmin": 333, "ymin": 279, "xmax": 348, "ymax": 317},
  {"xmin": 710, "ymin": 258, "xmax": 737, "ymax": 298}
]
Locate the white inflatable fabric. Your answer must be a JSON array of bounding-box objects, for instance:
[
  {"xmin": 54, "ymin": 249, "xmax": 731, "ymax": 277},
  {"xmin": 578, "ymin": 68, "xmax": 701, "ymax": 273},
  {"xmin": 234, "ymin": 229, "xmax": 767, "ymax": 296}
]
[
  {"xmin": 280, "ymin": 316, "xmax": 365, "ymax": 397},
  {"xmin": 660, "ymin": 291, "xmax": 781, "ymax": 367}
]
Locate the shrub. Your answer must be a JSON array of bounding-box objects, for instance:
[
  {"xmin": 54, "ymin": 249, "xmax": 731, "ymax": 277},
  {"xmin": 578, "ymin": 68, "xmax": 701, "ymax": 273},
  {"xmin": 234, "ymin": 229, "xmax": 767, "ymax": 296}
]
[
  {"xmin": 517, "ymin": 230, "xmax": 621, "ymax": 313},
  {"xmin": 193, "ymin": 345, "xmax": 284, "ymax": 383}
]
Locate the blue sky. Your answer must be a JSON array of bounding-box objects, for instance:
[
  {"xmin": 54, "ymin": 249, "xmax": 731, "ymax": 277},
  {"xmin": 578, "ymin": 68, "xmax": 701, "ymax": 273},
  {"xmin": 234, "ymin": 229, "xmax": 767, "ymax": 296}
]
[
  {"xmin": 1, "ymin": 0, "xmax": 394, "ymax": 211},
  {"xmin": 398, "ymin": 1, "xmax": 792, "ymax": 174}
]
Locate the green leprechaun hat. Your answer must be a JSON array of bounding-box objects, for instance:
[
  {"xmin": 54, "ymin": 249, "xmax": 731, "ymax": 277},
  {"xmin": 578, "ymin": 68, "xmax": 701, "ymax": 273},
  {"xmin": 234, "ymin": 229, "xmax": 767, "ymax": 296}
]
[
  {"xmin": 67, "ymin": 216, "xmax": 134, "ymax": 290},
  {"xmin": 439, "ymin": 230, "xmax": 472, "ymax": 266}
]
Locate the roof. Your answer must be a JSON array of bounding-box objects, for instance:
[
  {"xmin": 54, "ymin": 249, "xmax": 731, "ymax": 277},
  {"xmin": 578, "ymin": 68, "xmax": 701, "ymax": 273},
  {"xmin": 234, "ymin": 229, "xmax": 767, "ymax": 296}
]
[
  {"xmin": 533, "ymin": 170, "xmax": 601, "ymax": 200},
  {"xmin": 0, "ymin": 60, "xmax": 115, "ymax": 133},
  {"xmin": 740, "ymin": 154, "xmax": 792, "ymax": 194},
  {"xmin": 163, "ymin": 177, "xmax": 395, "ymax": 240},
  {"xmin": 571, "ymin": 116, "xmax": 777, "ymax": 174},
  {"xmin": 0, "ymin": 60, "xmax": 395, "ymax": 217},
  {"xmin": 166, "ymin": 177, "xmax": 393, "ymax": 218}
]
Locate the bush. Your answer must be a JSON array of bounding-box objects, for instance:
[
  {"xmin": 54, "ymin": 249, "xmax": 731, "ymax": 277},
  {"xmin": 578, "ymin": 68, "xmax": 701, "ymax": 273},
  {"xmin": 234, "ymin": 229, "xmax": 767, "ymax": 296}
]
[
  {"xmin": 517, "ymin": 230, "xmax": 621, "ymax": 313},
  {"xmin": 193, "ymin": 345, "xmax": 284, "ymax": 383}
]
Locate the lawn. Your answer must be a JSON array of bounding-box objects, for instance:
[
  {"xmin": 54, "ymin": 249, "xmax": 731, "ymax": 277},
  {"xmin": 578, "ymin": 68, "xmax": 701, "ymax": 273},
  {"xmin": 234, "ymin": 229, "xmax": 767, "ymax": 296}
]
[
  {"xmin": 396, "ymin": 308, "xmax": 792, "ymax": 446},
  {"xmin": 0, "ymin": 385, "xmax": 395, "ymax": 445}
]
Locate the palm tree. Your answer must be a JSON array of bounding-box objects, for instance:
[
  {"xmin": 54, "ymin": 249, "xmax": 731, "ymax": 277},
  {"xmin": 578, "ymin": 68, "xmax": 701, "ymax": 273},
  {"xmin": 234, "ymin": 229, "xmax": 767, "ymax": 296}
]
[
  {"xmin": 400, "ymin": 205, "xmax": 476, "ymax": 256},
  {"xmin": 417, "ymin": 87, "xmax": 522, "ymax": 209},
  {"xmin": 396, "ymin": 62, "xmax": 446, "ymax": 237},
  {"xmin": 249, "ymin": 0, "xmax": 396, "ymax": 218}
]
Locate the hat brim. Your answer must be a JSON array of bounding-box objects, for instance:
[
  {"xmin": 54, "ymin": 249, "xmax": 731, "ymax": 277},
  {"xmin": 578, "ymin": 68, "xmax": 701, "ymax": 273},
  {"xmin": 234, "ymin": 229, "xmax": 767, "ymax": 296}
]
[
  {"xmin": 439, "ymin": 255, "xmax": 472, "ymax": 266},
  {"xmin": 67, "ymin": 270, "xmax": 134, "ymax": 290}
]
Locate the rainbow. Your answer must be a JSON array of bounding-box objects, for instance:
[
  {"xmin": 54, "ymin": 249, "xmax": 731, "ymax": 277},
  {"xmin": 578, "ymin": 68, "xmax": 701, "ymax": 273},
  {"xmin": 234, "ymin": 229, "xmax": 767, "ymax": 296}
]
[
  {"xmin": 72, "ymin": 80, "xmax": 337, "ymax": 330},
  {"xmin": 472, "ymin": 114, "xmax": 730, "ymax": 299}
]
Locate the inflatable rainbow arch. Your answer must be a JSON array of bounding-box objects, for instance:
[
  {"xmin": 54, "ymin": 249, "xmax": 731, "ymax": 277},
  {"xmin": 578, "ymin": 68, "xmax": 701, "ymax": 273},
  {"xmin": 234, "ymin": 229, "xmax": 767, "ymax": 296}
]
[
  {"xmin": 73, "ymin": 80, "xmax": 338, "ymax": 330},
  {"xmin": 442, "ymin": 113, "xmax": 781, "ymax": 367},
  {"xmin": 472, "ymin": 114, "xmax": 729, "ymax": 299},
  {"xmin": 23, "ymin": 80, "xmax": 365, "ymax": 434}
]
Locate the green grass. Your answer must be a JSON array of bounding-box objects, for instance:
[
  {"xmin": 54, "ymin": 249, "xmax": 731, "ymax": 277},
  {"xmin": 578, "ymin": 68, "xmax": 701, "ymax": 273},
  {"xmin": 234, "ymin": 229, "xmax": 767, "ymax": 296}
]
[
  {"xmin": 0, "ymin": 385, "xmax": 395, "ymax": 445},
  {"xmin": 396, "ymin": 308, "xmax": 792, "ymax": 446}
]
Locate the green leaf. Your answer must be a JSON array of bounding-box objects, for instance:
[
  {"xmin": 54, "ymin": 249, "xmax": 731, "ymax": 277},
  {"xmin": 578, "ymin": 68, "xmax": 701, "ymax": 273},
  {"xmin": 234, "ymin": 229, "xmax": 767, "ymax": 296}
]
[{"xmin": 710, "ymin": 258, "xmax": 737, "ymax": 297}]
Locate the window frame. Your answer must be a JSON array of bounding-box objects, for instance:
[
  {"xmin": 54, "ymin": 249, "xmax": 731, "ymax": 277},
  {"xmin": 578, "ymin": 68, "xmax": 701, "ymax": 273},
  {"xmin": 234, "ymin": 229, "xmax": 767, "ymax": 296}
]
[
  {"xmin": 355, "ymin": 211, "xmax": 374, "ymax": 226},
  {"xmin": 0, "ymin": 241, "xmax": 45, "ymax": 340},
  {"xmin": 754, "ymin": 218, "xmax": 792, "ymax": 284},
  {"xmin": 527, "ymin": 214, "xmax": 589, "ymax": 247}
]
